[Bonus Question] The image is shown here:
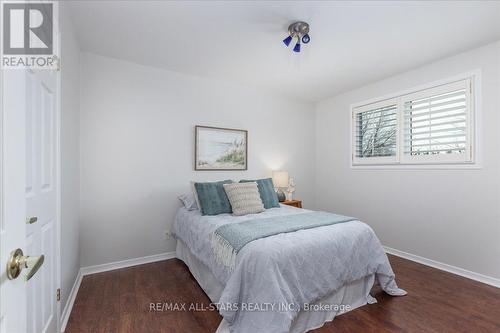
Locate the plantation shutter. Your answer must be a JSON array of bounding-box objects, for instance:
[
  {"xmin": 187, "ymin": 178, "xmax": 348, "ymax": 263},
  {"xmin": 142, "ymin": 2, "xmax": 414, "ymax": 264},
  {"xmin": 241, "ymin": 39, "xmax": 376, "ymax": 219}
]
[
  {"xmin": 401, "ymin": 79, "xmax": 472, "ymax": 163},
  {"xmin": 351, "ymin": 78, "xmax": 474, "ymax": 166}
]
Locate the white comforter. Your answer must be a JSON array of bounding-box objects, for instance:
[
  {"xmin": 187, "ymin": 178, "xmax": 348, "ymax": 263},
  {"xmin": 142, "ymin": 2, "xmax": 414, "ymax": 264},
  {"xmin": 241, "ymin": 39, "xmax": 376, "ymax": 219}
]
[{"xmin": 174, "ymin": 205, "xmax": 405, "ymax": 333}]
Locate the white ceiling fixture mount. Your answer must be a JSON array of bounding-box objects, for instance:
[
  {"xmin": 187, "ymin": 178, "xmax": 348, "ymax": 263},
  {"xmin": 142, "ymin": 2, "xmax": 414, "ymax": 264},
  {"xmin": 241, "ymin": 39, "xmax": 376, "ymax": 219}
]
[{"xmin": 283, "ymin": 21, "xmax": 310, "ymax": 53}]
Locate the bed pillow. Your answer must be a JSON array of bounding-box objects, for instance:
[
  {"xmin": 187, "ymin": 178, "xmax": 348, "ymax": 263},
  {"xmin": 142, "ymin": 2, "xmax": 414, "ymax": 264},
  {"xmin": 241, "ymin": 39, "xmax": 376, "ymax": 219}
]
[
  {"xmin": 223, "ymin": 182, "xmax": 265, "ymax": 216},
  {"xmin": 190, "ymin": 181, "xmax": 202, "ymax": 209},
  {"xmin": 240, "ymin": 178, "xmax": 279, "ymax": 209},
  {"xmin": 194, "ymin": 180, "xmax": 233, "ymax": 215},
  {"xmin": 178, "ymin": 193, "xmax": 198, "ymax": 211}
]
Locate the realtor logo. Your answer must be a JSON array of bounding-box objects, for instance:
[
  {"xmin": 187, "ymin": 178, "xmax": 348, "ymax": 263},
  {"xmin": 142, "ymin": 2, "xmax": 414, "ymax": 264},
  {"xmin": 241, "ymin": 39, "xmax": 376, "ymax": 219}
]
[{"xmin": 1, "ymin": 1, "xmax": 57, "ymax": 69}]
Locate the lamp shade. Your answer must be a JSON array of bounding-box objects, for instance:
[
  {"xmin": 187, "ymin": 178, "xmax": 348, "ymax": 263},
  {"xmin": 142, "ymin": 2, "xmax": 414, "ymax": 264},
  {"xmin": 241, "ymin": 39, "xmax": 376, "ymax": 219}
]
[
  {"xmin": 283, "ymin": 35, "xmax": 293, "ymax": 46},
  {"xmin": 293, "ymin": 41, "xmax": 301, "ymax": 53},
  {"xmin": 272, "ymin": 171, "xmax": 289, "ymax": 188}
]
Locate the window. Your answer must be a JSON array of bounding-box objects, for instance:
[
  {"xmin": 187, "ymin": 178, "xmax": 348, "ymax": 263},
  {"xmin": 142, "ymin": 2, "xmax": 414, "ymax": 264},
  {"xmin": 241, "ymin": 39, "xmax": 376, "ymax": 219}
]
[
  {"xmin": 353, "ymin": 99, "xmax": 399, "ymax": 165},
  {"xmin": 352, "ymin": 78, "xmax": 474, "ymax": 166}
]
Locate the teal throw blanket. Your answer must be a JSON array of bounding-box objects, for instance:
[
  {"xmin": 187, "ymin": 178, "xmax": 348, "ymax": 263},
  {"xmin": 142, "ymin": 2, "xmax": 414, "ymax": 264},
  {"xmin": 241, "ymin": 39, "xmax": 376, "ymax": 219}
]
[{"xmin": 212, "ymin": 211, "xmax": 356, "ymax": 269}]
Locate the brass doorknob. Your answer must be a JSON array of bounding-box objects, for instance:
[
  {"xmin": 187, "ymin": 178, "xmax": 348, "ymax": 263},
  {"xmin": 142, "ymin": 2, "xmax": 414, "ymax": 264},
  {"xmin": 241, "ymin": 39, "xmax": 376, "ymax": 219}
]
[{"xmin": 6, "ymin": 248, "xmax": 44, "ymax": 281}]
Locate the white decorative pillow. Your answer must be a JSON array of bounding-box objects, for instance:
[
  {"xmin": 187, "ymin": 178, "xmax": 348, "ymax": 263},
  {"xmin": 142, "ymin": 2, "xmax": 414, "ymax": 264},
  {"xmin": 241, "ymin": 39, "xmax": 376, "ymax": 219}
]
[
  {"xmin": 190, "ymin": 181, "xmax": 202, "ymax": 210},
  {"xmin": 223, "ymin": 182, "xmax": 264, "ymax": 216},
  {"xmin": 178, "ymin": 192, "xmax": 198, "ymax": 211}
]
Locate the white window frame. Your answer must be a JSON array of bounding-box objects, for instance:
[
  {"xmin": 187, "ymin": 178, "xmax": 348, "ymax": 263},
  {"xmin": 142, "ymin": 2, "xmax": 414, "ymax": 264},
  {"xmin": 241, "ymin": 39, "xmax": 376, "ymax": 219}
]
[{"xmin": 351, "ymin": 72, "xmax": 478, "ymax": 168}]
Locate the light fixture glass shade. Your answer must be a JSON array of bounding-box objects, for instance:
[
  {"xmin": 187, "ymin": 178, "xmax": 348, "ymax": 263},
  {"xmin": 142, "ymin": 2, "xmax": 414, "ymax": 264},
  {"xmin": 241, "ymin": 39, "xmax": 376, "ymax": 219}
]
[
  {"xmin": 283, "ymin": 35, "xmax": 293, "ymax": 46},
  {"xmin": 293, "ymin": 41, "xmax": 301, "ymax": 52},
  {"xmin": 301, "ymin": 34, "xmax": 310, "ymax": 44},
  {"xmin": 272, "ymin": 171, "xmax": 289, "ymax": 188}
]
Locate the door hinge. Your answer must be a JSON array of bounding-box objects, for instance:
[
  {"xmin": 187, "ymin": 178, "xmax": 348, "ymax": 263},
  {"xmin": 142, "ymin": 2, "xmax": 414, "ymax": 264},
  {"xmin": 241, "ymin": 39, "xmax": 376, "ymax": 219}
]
[
  {"xmin": 56, "ymin": 288, "xmax": 61, "ymax": 302},
  {"xmin": 51, "ymin": 55, "xmax": 61, "ymax": 71}
]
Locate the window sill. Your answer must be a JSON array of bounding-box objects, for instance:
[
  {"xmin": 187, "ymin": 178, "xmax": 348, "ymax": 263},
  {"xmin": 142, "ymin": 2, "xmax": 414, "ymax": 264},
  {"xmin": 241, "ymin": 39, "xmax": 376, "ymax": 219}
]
[{"xmin": 350, "ymin": 163, "xmax": 481, "ymax": 170}]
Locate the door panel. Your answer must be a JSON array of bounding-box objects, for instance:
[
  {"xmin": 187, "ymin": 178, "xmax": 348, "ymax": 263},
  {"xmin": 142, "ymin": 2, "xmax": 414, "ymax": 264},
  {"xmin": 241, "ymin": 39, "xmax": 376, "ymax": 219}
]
[
  {"xmin": 25, "ymin": 70, "xmax": 57, "ymax": 333},
  {"xmin": 0, "ymin": 69, "xmax": 28, "ymax": 333},
  {"xmin": 40, "ymin": 82, "xmax": 54, "ymax": 192}
]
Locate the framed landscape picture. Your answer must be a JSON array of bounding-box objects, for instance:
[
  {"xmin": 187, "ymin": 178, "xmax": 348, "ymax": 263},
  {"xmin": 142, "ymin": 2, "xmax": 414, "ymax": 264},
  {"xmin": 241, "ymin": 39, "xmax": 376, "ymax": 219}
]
[{"xmin": 195, "ymin": 125, "xmax": 248, "ymax": 170}]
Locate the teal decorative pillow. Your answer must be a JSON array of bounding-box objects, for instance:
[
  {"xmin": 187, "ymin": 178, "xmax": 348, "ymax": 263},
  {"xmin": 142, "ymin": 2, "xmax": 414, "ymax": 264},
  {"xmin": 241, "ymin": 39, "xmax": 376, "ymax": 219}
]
[
  {"xmin": 240, "ymin": 178, "xmax": 279, "ymax": 209},
  {"xmin": 194, "ymin": 180, "xmax": 233, "ymax": 215}
]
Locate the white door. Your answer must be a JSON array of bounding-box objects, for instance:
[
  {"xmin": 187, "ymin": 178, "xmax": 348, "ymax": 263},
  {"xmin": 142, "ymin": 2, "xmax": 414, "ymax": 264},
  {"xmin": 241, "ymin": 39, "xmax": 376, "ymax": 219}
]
[
  {"xmin": 0, "ymin": 67, "xmax": 60, "ymax": 332},
  {"xmin": 1, "ymin": 68, "xmax": 28, "ymax": 333},
  {"xmin": 25, "ymin": 67, "xmax": 59, "ymax": 333}
]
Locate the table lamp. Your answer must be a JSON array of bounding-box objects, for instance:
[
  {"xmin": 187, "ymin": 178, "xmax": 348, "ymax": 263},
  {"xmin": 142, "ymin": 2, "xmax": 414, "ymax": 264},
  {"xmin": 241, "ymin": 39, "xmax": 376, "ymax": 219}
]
[{"xmin": 272, "ymin": 170, "xmax": 289, "ymax": 202}]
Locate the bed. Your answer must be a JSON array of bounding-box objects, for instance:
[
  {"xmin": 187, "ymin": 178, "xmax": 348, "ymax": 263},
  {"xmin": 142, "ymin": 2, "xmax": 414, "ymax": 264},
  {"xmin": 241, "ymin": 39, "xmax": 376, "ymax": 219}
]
[{"xmin": 173, "ymin": 204, "xmax": 406, "ymax": 333}]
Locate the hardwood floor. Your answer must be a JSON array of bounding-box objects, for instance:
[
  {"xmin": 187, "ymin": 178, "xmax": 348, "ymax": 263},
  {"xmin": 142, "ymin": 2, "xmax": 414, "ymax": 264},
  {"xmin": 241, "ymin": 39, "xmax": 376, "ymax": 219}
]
[{"xmin": 65, "ymin": 255, "xmax": 500, "ymax": 333}]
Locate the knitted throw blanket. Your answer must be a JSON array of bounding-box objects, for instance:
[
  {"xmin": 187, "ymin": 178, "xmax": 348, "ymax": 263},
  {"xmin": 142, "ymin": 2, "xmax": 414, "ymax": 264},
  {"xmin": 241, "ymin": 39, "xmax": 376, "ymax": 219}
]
[{"xmin": 212, "ymin": 211, "xmax": 356, "ymax": 270}]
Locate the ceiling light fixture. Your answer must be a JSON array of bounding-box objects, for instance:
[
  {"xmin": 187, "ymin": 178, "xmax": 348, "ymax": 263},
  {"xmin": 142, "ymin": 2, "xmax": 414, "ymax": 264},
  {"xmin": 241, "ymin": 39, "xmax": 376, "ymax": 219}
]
[{"xmin": 282, "ymin": 21, "xmax": 310, "ymax": 53}]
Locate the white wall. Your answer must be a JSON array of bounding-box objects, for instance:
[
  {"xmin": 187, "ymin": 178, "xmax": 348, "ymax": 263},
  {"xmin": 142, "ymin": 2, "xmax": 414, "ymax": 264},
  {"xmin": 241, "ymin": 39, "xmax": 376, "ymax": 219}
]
[
  {"xmin": 79, "ymin": 53, "xmax": 316, "ymax": 267},
  {"xmin": 60, "ymin": 3, "xmax": 81, "ymax": 309},
  {"xmin": 315, "ymin": 42, "xmax": 500, "ymax": 280}
]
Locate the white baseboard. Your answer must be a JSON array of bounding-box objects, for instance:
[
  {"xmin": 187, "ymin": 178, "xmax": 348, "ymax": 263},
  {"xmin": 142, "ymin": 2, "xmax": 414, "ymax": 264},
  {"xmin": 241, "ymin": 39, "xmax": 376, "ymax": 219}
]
[
  {"xmin": 60, "ymin": 270, "xmax": 83, "ymax": 332},
  {"xmin": 60, "ymin": 251, "xmax": 176, "ymax": 332},
  {"xmin": 80, "ymin": 251, "xmax": 176, "ymax": 276},
  {"xmin": 383, "ymin": 245, "xmax": 500, "ymax": 288}
]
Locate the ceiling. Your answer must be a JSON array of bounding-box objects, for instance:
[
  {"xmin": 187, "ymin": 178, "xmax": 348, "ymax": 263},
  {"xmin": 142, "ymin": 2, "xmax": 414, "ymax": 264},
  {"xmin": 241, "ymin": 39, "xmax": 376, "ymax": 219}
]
[{"xmin": 68, "ymin": 1, "xmax": 500, "ymax": 102}]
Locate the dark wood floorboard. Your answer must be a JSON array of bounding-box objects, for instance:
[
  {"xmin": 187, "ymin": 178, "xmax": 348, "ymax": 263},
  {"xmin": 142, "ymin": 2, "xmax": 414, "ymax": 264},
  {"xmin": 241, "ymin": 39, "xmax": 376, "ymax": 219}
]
[{"xmin": 65, "ymin": 255, "xmax": 500, "ymax": 333}]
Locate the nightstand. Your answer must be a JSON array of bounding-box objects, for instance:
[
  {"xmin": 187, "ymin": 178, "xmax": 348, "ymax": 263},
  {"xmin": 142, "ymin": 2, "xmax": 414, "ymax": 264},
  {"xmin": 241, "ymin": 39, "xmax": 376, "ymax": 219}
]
[{"xmin": 281, "ymin": 200, "xmax": 302, "ymax": 208}]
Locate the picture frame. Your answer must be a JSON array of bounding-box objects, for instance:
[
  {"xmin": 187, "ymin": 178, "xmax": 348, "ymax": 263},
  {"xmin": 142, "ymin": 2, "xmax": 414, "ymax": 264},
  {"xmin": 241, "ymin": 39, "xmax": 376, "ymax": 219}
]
[{"xmin": 195, "ymin": 125, "xmax": 248, "ymax": 171}]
